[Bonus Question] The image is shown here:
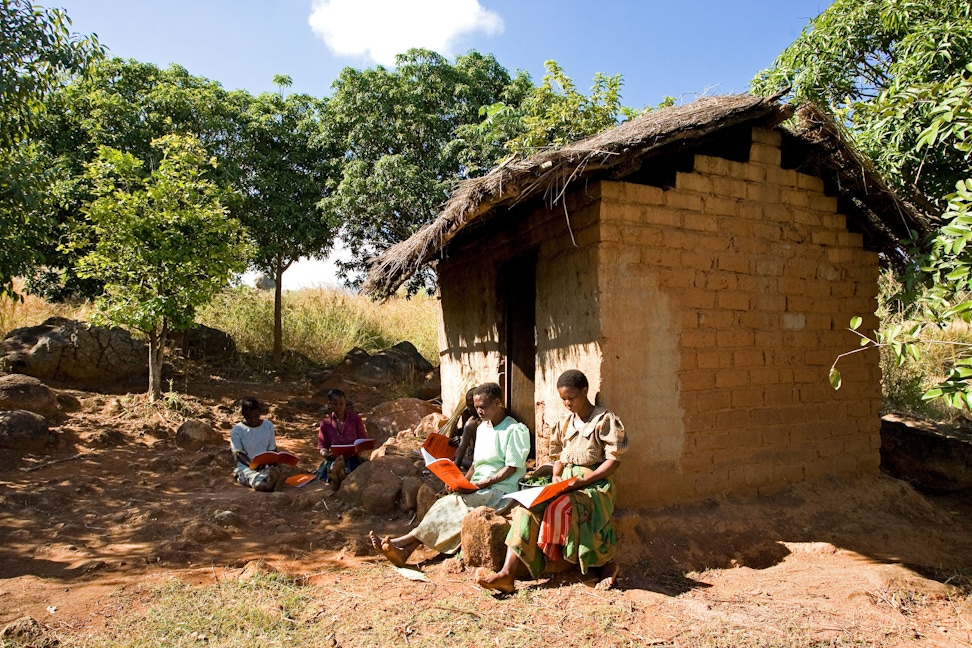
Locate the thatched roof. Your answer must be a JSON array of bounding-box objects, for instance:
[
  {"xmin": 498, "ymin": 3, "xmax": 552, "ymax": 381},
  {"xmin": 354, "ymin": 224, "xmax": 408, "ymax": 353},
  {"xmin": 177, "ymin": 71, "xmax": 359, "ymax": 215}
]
[{"xmin": 364, "ymin": 93, "xmax": 926, "ymax": 298}]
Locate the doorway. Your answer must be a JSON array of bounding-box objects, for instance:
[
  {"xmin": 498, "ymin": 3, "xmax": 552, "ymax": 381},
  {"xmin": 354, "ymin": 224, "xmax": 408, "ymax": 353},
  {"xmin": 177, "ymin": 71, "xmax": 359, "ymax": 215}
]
[{"xmin": 500, "ymin": 253, "xmax": 537, "ymax": 446}]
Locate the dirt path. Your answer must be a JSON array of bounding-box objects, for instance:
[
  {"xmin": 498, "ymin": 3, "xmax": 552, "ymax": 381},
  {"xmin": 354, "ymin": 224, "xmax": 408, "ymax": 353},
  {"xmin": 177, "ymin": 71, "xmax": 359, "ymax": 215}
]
[{"xmin": 1, "ymin": 376, "xmax": 971, "ymax": 646}]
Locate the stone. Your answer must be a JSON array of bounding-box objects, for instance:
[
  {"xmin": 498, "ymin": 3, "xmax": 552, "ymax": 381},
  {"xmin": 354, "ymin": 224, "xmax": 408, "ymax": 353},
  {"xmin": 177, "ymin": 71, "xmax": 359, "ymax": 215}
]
[
  {"xmin": 416, "ymin": 483, "xmax": 438, "ymax": 522},
  {"xmin": 342, "ymin": 342, "xmax": 432, "ymax": 387},
  {"xmin": 0, "ymin": 410, "xmax": 50, "ymax": 453},
  {"xmin": 181, "ymin": 521, "xmax": 229, "ymax": 543},
  {"xmin": 460, "ymin": 506, "xmax": 511, "ymax": 571},
  {"xmin": 365, "ymin": 398, "xmax": 442, "ymax": 447},
  {"xmin": 414, "ymin": 412, "xmax": 448, "ymax": 438},
  {"xmin": 880, "ymin": 415, "xmax": 972, "ymax": 493},
  {"xmin": 55, "ymin": 393, "xmax": 81, "ymax": 412},
  {"xmin": 170, "ymin": 324, "xmax": 237, "ymax": 361},
  {"xmin": 1, "ymin": 616, "xmax": 58, "ymax": 648},
  {"xmin": 400, "ymin": 475, "xmax": 422, "ymax": 511},
  {"xmin": 214, "ymin": 510, "xmax": 243, "ymax": 527},
  {"xmin": 338, "ymin": 455, "xmax": 419, "ymax": 509},
  {"xmin": 372, "ymin": 434, "xmax": 425, "ymax": 459},
  {"xmin": 1, "ymin": 317, "xmax": 146, "ymax": 383},
  {"xmin": 414, "ymin": 369, "xmax": 442, "ymax": 400},
  {"xmin": 175, "ymin": 419, "xmax": 223, "ymax": 451},
  {"xmin": 0, "ymin": 374, "xmax": 58, "ymax": 415}
]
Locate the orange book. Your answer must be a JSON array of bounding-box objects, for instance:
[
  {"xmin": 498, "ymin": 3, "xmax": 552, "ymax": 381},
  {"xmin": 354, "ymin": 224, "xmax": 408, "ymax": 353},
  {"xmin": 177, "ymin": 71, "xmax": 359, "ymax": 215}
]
[
  {"xmin": 502, "ymin": 477, "xmax": 578, "ymax": 509},
  {"xmin": 249, "ymin": 451, "xmax": 299, "ymax": 470},
  {"xmin": 421, "ymin": 432, "xmax": 455, "ymax": 460},
  {"xmin": 330, "ymin": 438, "xmax": 375, "ymax": 457},
  {"xmin": 420, "ymin": 448, "xmax": 477, "ymax": 492}
]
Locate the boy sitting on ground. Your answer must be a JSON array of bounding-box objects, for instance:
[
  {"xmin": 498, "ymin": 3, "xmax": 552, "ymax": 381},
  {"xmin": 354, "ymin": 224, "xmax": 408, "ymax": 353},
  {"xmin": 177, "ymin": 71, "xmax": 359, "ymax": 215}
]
[{"xmin": 229, "ymin": 397, "xmax": 281, "ymax": 492}]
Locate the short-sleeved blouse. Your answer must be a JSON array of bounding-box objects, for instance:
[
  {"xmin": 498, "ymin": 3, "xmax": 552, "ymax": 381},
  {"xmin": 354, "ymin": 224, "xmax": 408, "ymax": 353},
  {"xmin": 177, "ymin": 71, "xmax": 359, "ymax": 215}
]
[{"xmin": 549, "ymin": 406, "xmax": 627, "ymax": 467}]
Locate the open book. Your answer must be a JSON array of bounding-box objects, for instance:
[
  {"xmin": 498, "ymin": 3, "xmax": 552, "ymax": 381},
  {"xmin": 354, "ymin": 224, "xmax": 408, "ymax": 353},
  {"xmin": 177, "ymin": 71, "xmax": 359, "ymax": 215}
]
[
  {"xmin": 420, "ymin": 432, "xmax": 455, "ymax": 460},
  {"xmin": 420, "ymin": 448, "xmax": 477, "ymax": 492},
  {"xmin": 330, "ymin": 438, "xmax": 375, "ymax": 457},
  {"xmin": 249, "ymin": 450, "xmax": 299, "ymax": 470},
  {"xmin": 502, "ymin": 477, "xmax": 578, "ymax": 509}
]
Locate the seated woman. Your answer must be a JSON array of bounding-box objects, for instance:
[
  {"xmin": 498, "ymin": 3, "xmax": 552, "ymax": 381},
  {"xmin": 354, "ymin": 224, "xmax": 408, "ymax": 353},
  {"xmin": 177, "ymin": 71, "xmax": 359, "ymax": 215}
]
[
  {"xmin": 370, "ymin": 382, "xmax": 529, "ymax": 566},
  {"xmin": 316, "ymin": 388, "xmax": 369, "ymax": 483},
  {"xmin": 478, "ymin": 369, "xmax": 628, "ymax": 592}
]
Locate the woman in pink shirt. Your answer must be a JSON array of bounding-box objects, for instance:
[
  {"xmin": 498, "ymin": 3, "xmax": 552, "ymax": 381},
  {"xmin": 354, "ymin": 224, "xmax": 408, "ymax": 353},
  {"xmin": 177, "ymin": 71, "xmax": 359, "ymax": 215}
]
[{"xmin": 315, "ymin": 388, "xmax": 369, "ymax": 482}]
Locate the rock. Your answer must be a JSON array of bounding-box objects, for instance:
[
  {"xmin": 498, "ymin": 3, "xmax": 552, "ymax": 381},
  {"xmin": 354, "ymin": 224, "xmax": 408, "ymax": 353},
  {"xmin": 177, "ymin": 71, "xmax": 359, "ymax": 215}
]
[
  {"xmin": 1, "ymin": 616, "xmax": 58, "ymax": 648},
  {"xmin": 400, "ymin": 475, "xmax": 422, "ymax": 511},
  {"xmin": 55, "ymin": 393, "xmax": 81, "ymax": 412},
  {"xmin": 460, "ymin": 506, "xmax": 511, "ymax": 571},
  {"xmin": 87, "ymin": 428, "xmax": 125, "ymax": 448},
  {"xmin": 214, "ymin": 510, "xmax": 244, "ymax": 527},
  {"xmin": 347, "ymin": 535, "xmax": 374, "ymax": 556},
  {"xmin": 181, "ymin": 521, "xmax": 229, "ymax": 543},
  {"xmin": 0, "ymin": 410, "xmax": 50, "ymax": 453},
  {"xmin": 372, "ymin": 435, "xmax": 425, "ymax": 459},
  {"xmin": 171, "ymin": 324, "xmax": 237, "ymax": 361},
  {"xmin": 416, "ymin": 483, "xmax": 438, "ymax": 522},
  {"xmin": 415, "ymin": 369, "xmax": 442, "ymax": 400},
  {"xmin": 365, "ymin": 398, "xmax": 442, "ymax": 447},
  {"xmin": 414, "ymin": 412, "xmax": 448, "ymax": 438},
  {"xmin": 880, "ymin": 415, "xmax": 972, "ymax": 492},
  {"xmin": 175, "ymin": 419, "xmax": 222, "ymax": 451},
  {"xmin": 352, "ymin": 341, "xmax": 434, "ymax": 386},
  {"xmin": 338, "ymin": 455, "xmax": 419, "ymax": 510},
  {"xmin": 0, "ymin": 374, "xmax": 58, "ymax": 415},
  {"xmin": 1, "ymin": 317, "xmax": 146, "ymax": 383}
]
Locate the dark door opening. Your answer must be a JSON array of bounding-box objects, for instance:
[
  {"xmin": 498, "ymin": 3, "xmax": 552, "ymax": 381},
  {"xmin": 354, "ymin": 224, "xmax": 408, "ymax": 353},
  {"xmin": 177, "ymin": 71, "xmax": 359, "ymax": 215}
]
[{"xmin": 500, "ymin": 253, "xmax": 537, "ymax": 453}]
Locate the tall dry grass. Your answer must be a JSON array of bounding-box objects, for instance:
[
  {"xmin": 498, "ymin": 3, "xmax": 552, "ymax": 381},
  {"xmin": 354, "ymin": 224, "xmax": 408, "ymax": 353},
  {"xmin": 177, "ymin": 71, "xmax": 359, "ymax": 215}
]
[
  {"xmin": 0, "ymin": 280, "xmax": 95, "ymax": 338},
  {"xmin": 197, "ymin": 286, "xmax": 438, "ymax": 366}
]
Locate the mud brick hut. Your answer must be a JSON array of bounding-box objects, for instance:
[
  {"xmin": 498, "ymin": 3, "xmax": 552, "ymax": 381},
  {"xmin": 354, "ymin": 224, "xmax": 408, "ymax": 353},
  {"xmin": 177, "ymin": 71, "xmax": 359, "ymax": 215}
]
[{"xmin": 365, "ymin": 94, "xmax": 925, "ymax": 508}]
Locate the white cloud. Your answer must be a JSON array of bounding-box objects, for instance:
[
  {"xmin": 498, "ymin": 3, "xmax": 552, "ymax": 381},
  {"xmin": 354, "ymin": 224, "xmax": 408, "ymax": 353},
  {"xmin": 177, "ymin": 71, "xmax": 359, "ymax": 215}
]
[{"xmin": 308, "ymin": 0, "xmax": 504, "ymax": 66}]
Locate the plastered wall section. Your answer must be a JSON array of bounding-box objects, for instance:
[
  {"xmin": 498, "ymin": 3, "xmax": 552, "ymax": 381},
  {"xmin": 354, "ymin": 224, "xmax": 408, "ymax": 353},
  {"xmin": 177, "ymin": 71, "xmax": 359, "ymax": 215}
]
[
  {"xmin": 437, "ymin": 191, "xmax": 608, "ymax": 448},
  {"xmin": 596, "ymin": 126, "xmax": 882, "ymax": 507}
]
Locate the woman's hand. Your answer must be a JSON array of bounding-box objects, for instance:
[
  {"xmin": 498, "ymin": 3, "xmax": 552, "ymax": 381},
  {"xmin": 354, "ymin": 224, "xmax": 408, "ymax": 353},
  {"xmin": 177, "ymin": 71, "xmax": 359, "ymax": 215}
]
[{"xmin": 319, "ymin": 448, "xmax": 330, "ymax": 457}]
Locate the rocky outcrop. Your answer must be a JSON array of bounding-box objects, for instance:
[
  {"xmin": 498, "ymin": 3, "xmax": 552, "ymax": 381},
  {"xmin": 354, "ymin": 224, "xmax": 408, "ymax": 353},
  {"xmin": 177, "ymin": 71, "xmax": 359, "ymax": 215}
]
[
  {"xmin": 337, "ymin": 455, "xmax": 422, "ymax": 515},
  {"xmin": 0, "ymin": 374, "xmax": 58, "ymax": 416},
  {"xmin": 881, "ymin": 415, "xmax": 972, "ymax": 493},
  {"xmin": 341, "ymin": 342, "xmax": 433, "ymax": 386},
  {"xmin": 170, "ymin": 324, "xmax": 237, "ymax": 361},
  {"xmin": 365, "ymin": 398, "xmax": 441, "ymax": 447},
  {"xmin": 1, "ymin": 317, "xmax": 146, "ymax": 383},
  {"xmin": 0, "ymin": 410, "xmax": 50, "ymax": 453}
]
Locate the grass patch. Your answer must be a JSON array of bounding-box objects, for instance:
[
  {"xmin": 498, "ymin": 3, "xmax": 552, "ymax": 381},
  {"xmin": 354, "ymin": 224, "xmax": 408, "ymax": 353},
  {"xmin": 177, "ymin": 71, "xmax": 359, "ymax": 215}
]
[
  {"xmin": 0, "ymin": 280, "xmax": 94, "ymax": 338},
  {"xmin": 197, "ymin": 286, "xmax": 438, "ymax": 368}
]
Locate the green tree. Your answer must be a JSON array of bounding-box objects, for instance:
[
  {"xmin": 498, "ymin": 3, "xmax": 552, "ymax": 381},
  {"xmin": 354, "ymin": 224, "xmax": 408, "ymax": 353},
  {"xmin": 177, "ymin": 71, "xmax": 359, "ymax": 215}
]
[
  {"xmin": 321, "ymin": 49, "xmax": 530, "ymax": 287},
  {"xmin": 78, "ymin": 134, "xmax": 249, "ymax": 401},
  {"xmin": 236, "ymin": 83, "xmax": 338, "ymax": 365},
  {"xmin": 463, "ymin": 60, "xmax": 637, "ymax": 163},
  {"xmin": 0, "ymin": 0, "xmax": 101, "ymax": 296},
  {"xmin": 751, "ymin": 0, "xmax": 972, "ymax": 208},
  {"xmin": 31, "ymin": 57, "xmax": 245, "ymax": 299}
]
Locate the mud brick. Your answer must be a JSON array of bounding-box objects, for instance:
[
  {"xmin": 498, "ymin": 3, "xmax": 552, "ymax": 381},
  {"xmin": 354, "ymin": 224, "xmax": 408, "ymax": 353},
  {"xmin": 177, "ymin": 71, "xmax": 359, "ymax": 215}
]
[
  {"xmin": 694, "ymin": 155, "xmax": 730, "ymax": 176},
  {"xmin": 809, "ymin": 194, "xmax": 838, "ymax": 212},
  {"xmin": 717, "ymin": 330, "xmax": 755, "ymax": 348},
  {"xmin": 624, "ymin": 182, "xmax": 666, "ymax": 205},
  {"xmin": 666, "ymin": 191, "xmax": 703, "ymax": 211},
  {"xmin": 704, "ymin": 272, "xmax": 738, "ymax": 292},
  {"xmin": 676, "ymin": 172, "xmax": 711, "ymax": 194},
  {"xmin": 695, "ymin": 349, "xmax": 731, "ymax": 370},
  {"xmin": 715, "ymin": 369, "xmax": 750, "ymax": 389},
  {"xmin": 694, "ymin": 470, "xmax": 730, "ymax": 495},
  {"xmin": 796, "ymin": 173, "xmax": 825, "ymax": 192},
  {"xmin": 750, "ymin": 142, "xmax": 782, "ymax": 166},
  {"xmin": 698, "ymin": 309, "xmax": 735, "ymax": 328},
  {"xmin": 728, "ymin": 426, "xmax": 761, "ymax": 447},
  {"xmin": 752, "ymin": 127, "xmax": 782, "ymax": 146},
  {"xmin": 746, "ymin": 182, "xmax": 781, "ymax": 203},
  {"xmin": 703, "ymin": 195, "xmax": 738, "ymax": 216},
  {"xmin": 781, "ymin": 187, "xmax": 810, "ymax": 208},
  {"xmin": 731, "ymin": 387, "xmax": 764, "ymax": 408}
]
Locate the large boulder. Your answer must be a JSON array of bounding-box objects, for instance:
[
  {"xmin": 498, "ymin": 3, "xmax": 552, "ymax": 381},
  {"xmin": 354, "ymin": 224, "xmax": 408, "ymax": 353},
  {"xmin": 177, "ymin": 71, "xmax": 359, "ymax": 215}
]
[
  {"xmin": 1, "ymin": 317, "xmax": 146, "ymax": 383},
  {"xmin": 460, "ymin": 506, "xmax": 511, "ymax": 571},
  {"xmin": 365, "ymin": 398, "xmax": 441, "ymax": 447},
  {"xmin": 337, "ymin": 455, "xmax": 420, "ymax": 512},
  {"xmin": 175, "ymin": 420, "xmax": 223, "ymax": 451},
  {"xmin": 0, "ymin": 374, "xmax": 58, "ymax": 416},
  {"xmin": 171, "ymin": 324, "xmax": 237, "ymax": 361},
  {"xmin": 0, "ymin": 410, "xmax": 50, "ymax": 453},
  {"xmin": 880, "ymin": 415, "xmax": 972, "ymax": 493},
  {"xmin": 348, "ymin": 342, "xmax": 434, "ymax": 386}
]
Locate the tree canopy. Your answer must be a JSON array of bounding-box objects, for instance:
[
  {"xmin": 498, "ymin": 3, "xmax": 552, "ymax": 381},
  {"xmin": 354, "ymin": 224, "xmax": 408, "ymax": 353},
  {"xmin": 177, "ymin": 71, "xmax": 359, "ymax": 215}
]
[{"xmin": 79, "ymin": 134, "xmax": 249, "ymax": 399}]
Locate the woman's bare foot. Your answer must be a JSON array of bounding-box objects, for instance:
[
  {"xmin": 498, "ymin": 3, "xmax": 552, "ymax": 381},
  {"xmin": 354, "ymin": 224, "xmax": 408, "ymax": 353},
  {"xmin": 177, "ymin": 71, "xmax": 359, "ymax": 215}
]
[
  {"xmin": 594, "ymin": 561, "xmax": 619, "ymax": 590},
  {"xmin": 368, "ymin": 531, "xmax": 409, "ymax": 567},
  {"xmin": 476, "ymin": 567, "xmax": 516, "ymax": 594}
]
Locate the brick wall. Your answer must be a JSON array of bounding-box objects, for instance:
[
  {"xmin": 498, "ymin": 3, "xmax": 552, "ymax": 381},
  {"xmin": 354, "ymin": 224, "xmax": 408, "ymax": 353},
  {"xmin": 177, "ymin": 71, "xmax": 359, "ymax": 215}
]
[{"xmin": 597, "ymin": 127, "xmax": 881, "ymax": 507}]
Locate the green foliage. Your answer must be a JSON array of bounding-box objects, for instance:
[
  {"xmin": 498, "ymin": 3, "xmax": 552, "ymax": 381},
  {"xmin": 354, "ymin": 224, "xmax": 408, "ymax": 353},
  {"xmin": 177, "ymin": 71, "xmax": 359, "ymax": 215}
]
[
  {"xmin": 0, "ymin": 0, "xmax": 101, "ymax": 296},
  {"xmin": 321, "ymin": 49, "xmax": 528, "ymax": 288},
  {"xmin": 78, "ymin": 134, "xmax": 249, "ymax": 399},
  {"xmin": 752, "ymin": 0, "xmax": 972, "ymax": 206},
  {"xmin": 29, "ymin": 57, "xmax": 245, "ymax": 299},
  {"xmin": 478, "ymin": 60, "xmax": 634, "ymax": 159}
]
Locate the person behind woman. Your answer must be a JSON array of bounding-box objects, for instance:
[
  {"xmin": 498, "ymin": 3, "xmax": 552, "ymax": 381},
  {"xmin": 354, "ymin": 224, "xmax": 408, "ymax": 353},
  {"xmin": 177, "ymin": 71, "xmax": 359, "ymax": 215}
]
[
  {"xmin": 450, "ymin": 387, "xmax": 480, "ymax": 469},
  {"xmin": 369, "ymin": 382, "xmax": 530, "ymax": 566},
  {"xmin": 316, "ymin": 388, "xmax": 369, "ymax": 482},
  {"xmin": 478, "ymin": 369, "xmax": 628, "ymax": 592}
]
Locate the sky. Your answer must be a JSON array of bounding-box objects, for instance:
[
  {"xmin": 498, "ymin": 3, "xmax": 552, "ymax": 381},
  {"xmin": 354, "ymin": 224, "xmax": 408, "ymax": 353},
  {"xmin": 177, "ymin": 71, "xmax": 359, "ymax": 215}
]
[{"xmin": 53, "ymin": 0, "xmax": 832, "ymax": 288}]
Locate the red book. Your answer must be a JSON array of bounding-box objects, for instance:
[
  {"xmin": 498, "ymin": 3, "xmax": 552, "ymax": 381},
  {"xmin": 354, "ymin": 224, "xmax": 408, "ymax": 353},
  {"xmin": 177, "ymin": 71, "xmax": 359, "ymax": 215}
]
[
  {"xmin": 249, "ymin": 451, "xmax": 299, "ymax": 470},
  {"xmin": 420, "ymin": 448, "xmax": 477, "ymax": 492},
  {"xmin": 421, "ymin": 432, "xmax": 455, "ymax": 460},
  {"xmin": 502, "ymin": 478, "xmax": 578, "ymax": 509},
  {"xmin": 330, "ymin": 438, "xmax": 375, "ymax": 457}
]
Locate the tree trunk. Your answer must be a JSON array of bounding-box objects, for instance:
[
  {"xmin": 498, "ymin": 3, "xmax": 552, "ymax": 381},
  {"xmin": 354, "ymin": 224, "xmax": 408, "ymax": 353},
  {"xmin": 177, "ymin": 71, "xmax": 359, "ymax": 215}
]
[
  {"xmin": 272, "ymin": 260, "xmax": 284, "ymax": 366},
  {"xmin": 147, "ymin": 324, "xmax": 168, "ymax": 402}
]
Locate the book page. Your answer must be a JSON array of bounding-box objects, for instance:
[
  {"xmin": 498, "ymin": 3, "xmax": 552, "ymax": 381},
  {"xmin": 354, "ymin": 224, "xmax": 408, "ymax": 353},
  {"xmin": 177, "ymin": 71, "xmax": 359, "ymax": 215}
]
[
  {"xmin": 502, "ymin": 477, "xmax": 577, "ymax": 508},
  {"xmin": 420, "ymin": 448, "xmax": 477, "ymax": 491}
]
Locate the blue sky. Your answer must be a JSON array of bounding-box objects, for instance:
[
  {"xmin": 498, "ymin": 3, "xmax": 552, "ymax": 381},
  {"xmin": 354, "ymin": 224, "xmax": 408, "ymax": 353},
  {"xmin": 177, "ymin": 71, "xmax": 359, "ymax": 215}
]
[{"xmin": 53, "ymin": 0, "xmax": 832, "ymax": 286}]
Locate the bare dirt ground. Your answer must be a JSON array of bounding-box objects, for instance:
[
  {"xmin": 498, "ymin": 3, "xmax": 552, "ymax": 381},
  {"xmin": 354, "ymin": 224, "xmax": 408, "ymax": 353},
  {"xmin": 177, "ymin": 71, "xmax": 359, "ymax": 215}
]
[{"xmin": 1, "ymin": 373, "xmax": 972, "ymax": 647}]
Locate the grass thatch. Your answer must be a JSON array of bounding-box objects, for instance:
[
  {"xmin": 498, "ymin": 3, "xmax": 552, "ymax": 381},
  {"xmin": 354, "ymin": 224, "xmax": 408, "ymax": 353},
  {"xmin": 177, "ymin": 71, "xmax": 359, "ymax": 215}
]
[{"xmin": 365, "ymin": 93, "xmax": 926, "ymax": 299}]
